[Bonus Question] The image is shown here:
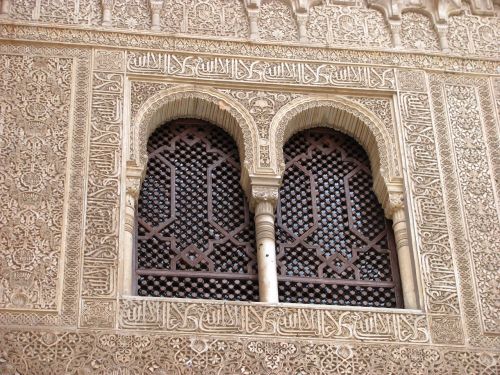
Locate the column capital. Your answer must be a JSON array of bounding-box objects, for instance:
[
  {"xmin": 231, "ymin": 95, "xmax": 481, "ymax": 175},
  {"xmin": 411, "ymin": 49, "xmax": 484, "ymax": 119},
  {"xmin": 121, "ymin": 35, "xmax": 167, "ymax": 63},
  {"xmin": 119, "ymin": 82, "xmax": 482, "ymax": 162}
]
[
  {"xmin": 125, "ymin": 161, "xmax": 145, "ymax": 216},
  {"xmin": 248, "ymin": 175, "xmax": 281, "ymax": 211},
  {"xmin": 383, "ymin": 179, "xmax": 405, "ymax": 218}
]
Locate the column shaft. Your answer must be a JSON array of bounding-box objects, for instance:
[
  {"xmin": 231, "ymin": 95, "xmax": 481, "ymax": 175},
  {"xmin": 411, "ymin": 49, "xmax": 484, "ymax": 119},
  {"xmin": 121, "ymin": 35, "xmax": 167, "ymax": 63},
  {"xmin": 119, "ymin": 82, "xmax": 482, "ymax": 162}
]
[
  {"xmin": 254, "ymin": 200, "xmax": 279, "ymax": 303},
  {"xmin": 392, "ymin": 208, "xmax": 418, "ymax": 309}
]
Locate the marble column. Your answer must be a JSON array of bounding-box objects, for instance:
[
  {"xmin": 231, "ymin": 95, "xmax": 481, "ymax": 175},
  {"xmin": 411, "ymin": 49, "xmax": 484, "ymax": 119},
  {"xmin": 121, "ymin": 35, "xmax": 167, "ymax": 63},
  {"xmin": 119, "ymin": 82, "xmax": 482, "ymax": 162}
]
[
  {"xmin": 392, "ymin": 207, "xmax": 418, "ymax": 309},
  {"xmin": 253, "ymin": 195, "xmax": 279, "ymax": 303},
  {"xmin": 121, "ymin": 165, "xmax": 143, "ymax": 296}
]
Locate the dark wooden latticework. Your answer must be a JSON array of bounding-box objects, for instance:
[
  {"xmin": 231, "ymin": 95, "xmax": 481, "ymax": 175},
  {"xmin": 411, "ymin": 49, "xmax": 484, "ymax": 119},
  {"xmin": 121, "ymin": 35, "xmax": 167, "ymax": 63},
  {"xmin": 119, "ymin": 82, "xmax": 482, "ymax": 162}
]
[
  {"xmin": 276, "ymin": 128, "xmax": 403, "ymax": 307},
  {"xmin": 135, "ymin": 119, "xmax": 258, "ymax": 301}
]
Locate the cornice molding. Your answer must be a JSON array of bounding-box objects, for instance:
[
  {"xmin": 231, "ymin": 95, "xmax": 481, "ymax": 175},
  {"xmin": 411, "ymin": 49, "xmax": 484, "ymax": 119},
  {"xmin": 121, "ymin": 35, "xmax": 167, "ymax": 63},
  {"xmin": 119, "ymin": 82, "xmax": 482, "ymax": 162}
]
[{"xmin": 0, "ymin": 22, "xmax": 498, "ymax": 75}]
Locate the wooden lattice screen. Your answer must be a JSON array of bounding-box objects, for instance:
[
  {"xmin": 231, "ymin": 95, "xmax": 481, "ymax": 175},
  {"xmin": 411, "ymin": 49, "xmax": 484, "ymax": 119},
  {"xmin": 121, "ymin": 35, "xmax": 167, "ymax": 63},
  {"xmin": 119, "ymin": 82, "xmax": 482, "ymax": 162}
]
[
  {"xmin": 135, "ymin": 119, "xmax": 259, "ymax": 301},
  {"xmin": 275, "ymin": 128, "xmax": 403, "ymax": 307}
]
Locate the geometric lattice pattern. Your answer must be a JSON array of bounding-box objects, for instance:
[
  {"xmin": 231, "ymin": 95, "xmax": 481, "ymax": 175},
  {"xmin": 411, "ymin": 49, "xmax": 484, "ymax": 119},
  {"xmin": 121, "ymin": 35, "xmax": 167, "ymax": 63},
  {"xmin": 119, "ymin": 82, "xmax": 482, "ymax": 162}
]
[
  {"xmin": 136, "ymin": 119, "xmax": 258, "ymax": 301},
  {"xmin": 276, "ymin": 128, "xmax": 403, "ymax": 307}
]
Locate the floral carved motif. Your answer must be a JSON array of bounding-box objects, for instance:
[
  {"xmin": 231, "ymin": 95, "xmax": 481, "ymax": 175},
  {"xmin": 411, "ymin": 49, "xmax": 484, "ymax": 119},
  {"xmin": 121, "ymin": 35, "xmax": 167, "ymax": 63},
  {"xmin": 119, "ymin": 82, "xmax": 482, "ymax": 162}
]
[
  {"xmin": 307, "ymin": 2, "xmax": 391, "ymax": 48},
  {"xmin": 112, "ymin": 0, "xmax": 151, "ymax": 30},
  {"xmin": 0, "ymin": 45, "xmax": 91, "ymax": 327},
  {"xmin": 8, "ymin": 0, "xmax": 101, "ymax": 25},
  {"xmin": 400, "ymin": 12, "xmax": 440, "ymax": 51},
  {"xmin": 258, "ymin": 0, "xmax": 298, "ymax": 42},
  {"xmin": 160, "ymin": 0, "xmax": 249, "ymax": 38},
  {"xmin": 0, "ymin": 329, "xmax": 499, "ymax": 374},
  {"xmin": 219, "ymin": 89, "xmax": 302, "ymax": 139},
  {"xmin": 447, "ymin": 5, "xmax": 500, "ymax": 58},
  {"xmin": 0, "ymin": 54, "xmax": 71, "ymax": 311},
  {"xmin": 130, "ymin": 80, "xmax": 171, "ymax": 120}
]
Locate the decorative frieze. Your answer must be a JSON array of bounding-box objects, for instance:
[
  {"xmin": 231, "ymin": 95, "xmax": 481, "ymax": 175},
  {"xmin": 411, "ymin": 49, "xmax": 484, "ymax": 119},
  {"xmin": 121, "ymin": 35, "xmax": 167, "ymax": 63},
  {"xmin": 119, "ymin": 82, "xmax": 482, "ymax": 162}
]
[
  {"xmin": 0, "ymin": 329, "xmax": 498, "ymax": 374},
  {"xmin": 126, "ymin": 51, "xmax": 397, "ymax": 90},
  {"xmin": 118, "ymin": 298, "xmax": 429, "ymax": 342},
  {"xmin": 1, "ymin": 24, "xmax": 498, "ymax": 75}
]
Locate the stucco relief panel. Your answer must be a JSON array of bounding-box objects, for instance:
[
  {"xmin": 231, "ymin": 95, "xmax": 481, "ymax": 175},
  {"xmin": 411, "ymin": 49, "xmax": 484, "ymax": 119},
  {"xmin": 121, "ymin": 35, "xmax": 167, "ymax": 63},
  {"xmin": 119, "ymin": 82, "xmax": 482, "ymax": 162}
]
[
  {"xmin": 258, "ymin": 0, "xmax": 299, "ymax": 42},
  {"xmin": 429, "ymin": 74, "xmax": 500, "ymax": 340},
  {"xmin": 0, "ymin": 44, "xmax": 91, "ymax": 327},
  {"xmin": 79, "ymin": 49, "xmax": 125, "ymax": 328},
  {"xmin": 0, "ymin": 329, "xmax": 498, "ymax": 375},
  {"xmin": 8, "ymin": 0, "xmax": 101, "ymax": 25},
  {"xmin": 400, "ymin": 12, "xmax": 440, "ymax": 51},
  {"xmin": 307, "ymin": 2, "xmax": 391, "ymax": 48},
  {"xmin": 160, "ymin": 0, "xmax": 249, "ymax": 38},
  {"xmin": 0, "ymin": 53, "xmax": 72, "ymax": 311},
  {"xmin": 447, "ymin": 4, "xmax": 500, "ymax": 58},
  {"xmin": 397, "ymin": 89, "xmax": 463, "ymax": 345},
  {"xmin": 112, "ymin": 0, "xmax": 151, "ymax": 30}
]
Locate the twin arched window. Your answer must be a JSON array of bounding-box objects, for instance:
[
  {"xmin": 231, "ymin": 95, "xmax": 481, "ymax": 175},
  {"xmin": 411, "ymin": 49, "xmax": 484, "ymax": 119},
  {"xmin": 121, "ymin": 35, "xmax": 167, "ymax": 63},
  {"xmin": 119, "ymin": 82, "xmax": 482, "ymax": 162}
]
[{"xmin": 134, "ymin": 119, "xmax": 403, "ymax": 308}]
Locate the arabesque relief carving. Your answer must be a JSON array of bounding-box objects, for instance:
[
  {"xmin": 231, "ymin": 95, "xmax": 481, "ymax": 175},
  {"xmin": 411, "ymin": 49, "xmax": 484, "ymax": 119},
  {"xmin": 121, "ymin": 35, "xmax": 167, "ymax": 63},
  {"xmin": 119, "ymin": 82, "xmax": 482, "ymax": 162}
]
[
  {"xmin": 0, "ymin": 0, "xmax": 499, "ymax": 368},
  {"xmin": 1, "ymin": 0, "xmax": 498, "ymax": 58},
  {"xmin": 429, "ymin": 73, "xmax": 500, "ymax": 346},
  {"xmin": 0, "ymin": 329, "xmax": 498, "ymax": 374},
  {"xmin": 0, "ymin": 54, "xmax": 71, "ymax": 311}
]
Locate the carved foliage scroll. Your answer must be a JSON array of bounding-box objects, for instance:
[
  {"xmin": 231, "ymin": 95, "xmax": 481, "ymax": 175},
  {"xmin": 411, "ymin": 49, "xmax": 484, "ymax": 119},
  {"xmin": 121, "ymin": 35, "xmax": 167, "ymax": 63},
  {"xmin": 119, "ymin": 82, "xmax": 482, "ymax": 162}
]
[
  {"xmin": 0, "ymin": 329, "xmax": 498, "ymax": 374},
  {"xmin": 0, "ymin": 54, "xmax": 72, "ymax": 311},
  {"xmin": 447, "ymin": 5, "xmax": 500, "ymax": 58},
  {"xmin": 112, "ymin": 0, "xmax": 151, "ymax": 30},
  {"xmin": 160, "ymin": 0, "xmax": 249, "ymax": 38},
  {"xmin": 400, "ymin": 12, "xmax": 440, "ymax": 51},
  {"xmin": 307, "ymin": 2, "xmax": 391, "ymax": 48},
  {"xmin": 9, "ymin": 0, "xmax": 101, "ymax": 25},
  {"xmin": 258, "ymin": 0, "xmax": 299, "ymax": 42}
]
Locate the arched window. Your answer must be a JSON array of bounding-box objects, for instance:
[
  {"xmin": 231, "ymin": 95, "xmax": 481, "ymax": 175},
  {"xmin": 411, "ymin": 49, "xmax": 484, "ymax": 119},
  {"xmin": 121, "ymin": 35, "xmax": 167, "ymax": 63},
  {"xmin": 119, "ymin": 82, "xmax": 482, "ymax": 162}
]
[
  {"xmin": 135, "ymin": 119, "xmax": 258, "ymax": 301},
  {"xmin": 275, "ymin": 128, "xmax": 403, "ymax": 307}
]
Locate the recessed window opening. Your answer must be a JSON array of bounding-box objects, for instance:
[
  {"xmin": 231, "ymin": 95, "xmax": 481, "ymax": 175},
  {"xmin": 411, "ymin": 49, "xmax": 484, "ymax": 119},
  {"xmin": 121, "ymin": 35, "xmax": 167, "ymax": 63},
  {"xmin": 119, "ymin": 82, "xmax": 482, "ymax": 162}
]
[
  {"xmin": 275, "ymin": 127, "xmax": 403, "ymax": 308},
  {"xmin": 134, "ymin": 118, "xmax": 259, "ymax": 301}
]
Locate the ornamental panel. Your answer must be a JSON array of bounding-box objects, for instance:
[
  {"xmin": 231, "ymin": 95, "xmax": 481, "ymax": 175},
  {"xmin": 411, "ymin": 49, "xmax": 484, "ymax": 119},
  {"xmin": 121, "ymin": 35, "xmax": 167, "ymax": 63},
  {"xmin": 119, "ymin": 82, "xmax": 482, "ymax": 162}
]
[
  {"xmin": 160, "ymin": 0, "xmax": 249, "ymax": 38},
  {"xmin": 8, "ymin": 0, "xmax": 101, "ymax": 25},
  {"xmin": 307, "ymin": 2, "xmax": 391, "ymax": 48},
  {"xmin": 0, "ymin": 44, "xmax": 91, "ymax": 327},
  {"xmin": 0, "ymin": 54, "xmax": 72, "ymax": 311},
  {"xmin": 400, "ymin": 12, "xmax": 440, "ymax": 51},
  {"xmin": 258, "ymin": 0, "xmax": 299, "ymax": 42}
]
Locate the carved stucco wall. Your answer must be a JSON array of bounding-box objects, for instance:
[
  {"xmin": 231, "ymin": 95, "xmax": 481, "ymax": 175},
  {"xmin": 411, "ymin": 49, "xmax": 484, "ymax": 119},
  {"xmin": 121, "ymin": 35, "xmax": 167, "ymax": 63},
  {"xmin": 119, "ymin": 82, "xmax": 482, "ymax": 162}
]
[{"xmin": 0, "ymin": 1, "xmax": 499, "ymax": 374}]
